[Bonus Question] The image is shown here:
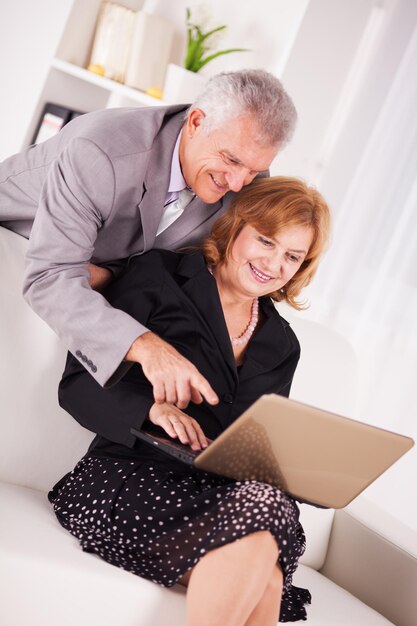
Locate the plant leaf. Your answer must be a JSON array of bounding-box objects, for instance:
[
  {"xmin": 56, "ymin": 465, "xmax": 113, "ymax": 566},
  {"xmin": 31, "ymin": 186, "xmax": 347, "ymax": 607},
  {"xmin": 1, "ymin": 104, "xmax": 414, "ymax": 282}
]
[
  {"xmin": 185, "ymin": 38, "xmax": 202, "ymax": 69},
  {"xmin": 184, "ymin": 8, "xmax": 247, "ymax": 73},
  {"xmin": 199, "ymin": 24, "xmax": 227, "ymax": 43},
  {"xmin": 196, "ymin": 48, "xmax": 249, "ymax": 71}
]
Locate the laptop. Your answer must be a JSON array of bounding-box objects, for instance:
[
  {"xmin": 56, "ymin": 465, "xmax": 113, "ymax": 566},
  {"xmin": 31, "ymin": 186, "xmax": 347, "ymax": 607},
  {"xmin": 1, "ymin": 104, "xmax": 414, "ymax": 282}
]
[{"xmin": 130, "ymin": 394, "xmax": 414, "ymax": 508}]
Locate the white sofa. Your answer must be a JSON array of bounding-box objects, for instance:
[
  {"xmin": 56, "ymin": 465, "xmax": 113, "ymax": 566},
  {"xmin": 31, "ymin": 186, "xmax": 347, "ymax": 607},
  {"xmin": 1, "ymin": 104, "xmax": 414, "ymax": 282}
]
[{"xmin": 1, "ymin": 224, "xmax": 416, "ymax": 626}]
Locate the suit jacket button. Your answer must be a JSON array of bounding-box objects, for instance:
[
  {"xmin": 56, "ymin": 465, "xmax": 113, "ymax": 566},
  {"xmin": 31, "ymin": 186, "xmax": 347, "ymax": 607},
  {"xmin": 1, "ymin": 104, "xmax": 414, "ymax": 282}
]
[
  {"xmin": 91, "ymin": 365, "xmax": 97, "ymax": 373},
  {"xmin": 87, "ymin": 360, "xmax": 93, "ymax": 368},
  {"xmin": 223, "ymin": 393, "xmax": 233, "ymax": 404},
  {"xmin": 81, "ymin": 355, "xmax": 88, "ymax": 363},
  {"xmin": 75, "ymin": 350, "xmax": 82, "ymax": 358}
]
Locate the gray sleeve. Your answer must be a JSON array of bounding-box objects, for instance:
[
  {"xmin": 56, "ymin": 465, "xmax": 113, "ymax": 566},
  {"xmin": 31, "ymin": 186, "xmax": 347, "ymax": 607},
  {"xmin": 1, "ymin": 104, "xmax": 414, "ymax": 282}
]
[{"xmin": 23, "ymin": 137, "xmax": 147, "ymax": 387}]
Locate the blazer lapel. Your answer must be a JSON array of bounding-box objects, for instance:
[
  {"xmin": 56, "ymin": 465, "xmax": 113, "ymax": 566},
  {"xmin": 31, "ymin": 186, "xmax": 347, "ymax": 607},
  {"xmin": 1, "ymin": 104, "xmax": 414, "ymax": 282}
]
[
  {"xmin": 137, "ymin": 110, "xmax": 187, "ymax": 252},
  {"xmin": 175, "ymin": 254, "xmax": 238, "ymax": 379},
  {"xmin": 239, "ymin": 299, "xmax": 298, "ymax": 382}
]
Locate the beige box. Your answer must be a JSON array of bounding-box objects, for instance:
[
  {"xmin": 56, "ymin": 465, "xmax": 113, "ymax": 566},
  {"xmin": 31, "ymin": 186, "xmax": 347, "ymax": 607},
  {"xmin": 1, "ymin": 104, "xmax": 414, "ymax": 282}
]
[
  {"xmin": 88, "ymin": 2, "xmax": 136, "ymax": 83},
  {"xmin": 125, "ymin": 11, "xmax": 174, "ymax": 92}
]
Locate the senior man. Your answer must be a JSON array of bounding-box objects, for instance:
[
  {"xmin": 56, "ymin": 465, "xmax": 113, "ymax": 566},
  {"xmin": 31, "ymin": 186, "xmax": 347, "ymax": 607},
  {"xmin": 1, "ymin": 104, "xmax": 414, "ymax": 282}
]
[{"xmin": 0, "ymin": 69, "xmax": 296, "ymax": 408}]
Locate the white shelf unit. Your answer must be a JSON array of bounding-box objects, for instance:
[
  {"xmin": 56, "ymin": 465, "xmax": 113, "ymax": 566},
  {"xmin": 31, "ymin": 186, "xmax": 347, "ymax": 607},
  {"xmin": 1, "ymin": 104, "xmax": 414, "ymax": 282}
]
[
  {"xmin": 51, "ymin": 58, "xmax": 165, "ymax": 107},
  {"xmin": 23, "ymin": 0, "xmax": 165, "ymax": 147}
]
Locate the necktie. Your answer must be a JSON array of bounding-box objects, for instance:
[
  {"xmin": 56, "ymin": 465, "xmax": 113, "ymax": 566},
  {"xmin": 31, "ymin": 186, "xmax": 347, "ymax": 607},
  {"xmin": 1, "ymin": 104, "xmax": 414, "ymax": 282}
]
[{"xmin": 157, "ymin": 188, "xmax": 195, "ymax": 236}]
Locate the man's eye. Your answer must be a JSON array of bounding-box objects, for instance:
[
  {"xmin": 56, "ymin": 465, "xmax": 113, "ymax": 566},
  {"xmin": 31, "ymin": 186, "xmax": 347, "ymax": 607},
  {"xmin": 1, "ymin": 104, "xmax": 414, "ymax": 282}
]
[{"xmin": 223, "ymin": 154, "xmax": 239, "ymax": 165}]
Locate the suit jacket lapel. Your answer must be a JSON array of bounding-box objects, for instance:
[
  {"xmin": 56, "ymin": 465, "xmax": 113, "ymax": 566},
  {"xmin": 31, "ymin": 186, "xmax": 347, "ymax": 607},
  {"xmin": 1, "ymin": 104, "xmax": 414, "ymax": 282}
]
[
  {"xmin": 155, "ymin": 195, "xmax": 224, "ymax": 249},
  {"xmin": 138, "ymin": 111, "xmax": 187, "ymax": 252}
]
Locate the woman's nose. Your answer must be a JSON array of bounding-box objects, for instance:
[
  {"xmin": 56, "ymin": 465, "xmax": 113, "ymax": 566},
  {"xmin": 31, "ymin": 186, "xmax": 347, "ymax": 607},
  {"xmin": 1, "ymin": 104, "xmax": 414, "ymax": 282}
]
[{"xmin": 267, "ymin": 252, "xmax": 284, "ymax": 276}]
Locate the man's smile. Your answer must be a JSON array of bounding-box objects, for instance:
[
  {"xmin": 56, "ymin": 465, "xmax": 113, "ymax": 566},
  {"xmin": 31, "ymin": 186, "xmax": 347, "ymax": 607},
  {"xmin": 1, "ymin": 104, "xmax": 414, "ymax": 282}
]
[{"xmin": 210, "ymin": 173, "xmax": 228, "ymax": 192}]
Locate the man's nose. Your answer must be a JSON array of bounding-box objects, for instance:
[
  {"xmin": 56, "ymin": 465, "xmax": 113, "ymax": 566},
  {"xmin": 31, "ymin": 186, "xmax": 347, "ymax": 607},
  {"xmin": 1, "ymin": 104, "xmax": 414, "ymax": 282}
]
[{"xmin": 225, "ymin": 168, "xmax": 253, "ymax": 192}]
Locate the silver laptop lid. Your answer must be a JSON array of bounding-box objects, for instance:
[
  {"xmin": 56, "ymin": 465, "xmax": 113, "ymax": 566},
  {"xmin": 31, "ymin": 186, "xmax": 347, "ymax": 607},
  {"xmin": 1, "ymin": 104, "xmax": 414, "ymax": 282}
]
[{"xmin": 194, "ymin": 394, "xmax": 414, "ymax": 508}]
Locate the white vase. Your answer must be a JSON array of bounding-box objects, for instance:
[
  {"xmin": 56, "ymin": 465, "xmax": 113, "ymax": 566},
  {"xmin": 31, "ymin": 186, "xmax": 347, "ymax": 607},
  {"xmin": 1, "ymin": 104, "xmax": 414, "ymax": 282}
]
[{"xmin": 163, "ymin": 64, "xmax": 207, "ymax": 104}]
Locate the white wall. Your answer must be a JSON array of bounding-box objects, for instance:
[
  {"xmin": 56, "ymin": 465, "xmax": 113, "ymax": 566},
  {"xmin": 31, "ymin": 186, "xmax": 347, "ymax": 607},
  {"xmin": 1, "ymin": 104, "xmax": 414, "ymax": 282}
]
[
  {"xmin": 276, "ymin": 0, "xmax": 376, "ymax": 179},
  {"xmin": 0, "ymin": 0, "xmax": 73, "ymax": 160}
]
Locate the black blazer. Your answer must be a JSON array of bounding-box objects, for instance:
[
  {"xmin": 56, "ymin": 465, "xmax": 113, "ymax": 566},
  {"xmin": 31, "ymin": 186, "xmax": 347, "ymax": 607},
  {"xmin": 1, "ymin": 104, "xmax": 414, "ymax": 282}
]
[{"xmin": 58, "ymin": 250, "xmax": 300, "ymax": 458}]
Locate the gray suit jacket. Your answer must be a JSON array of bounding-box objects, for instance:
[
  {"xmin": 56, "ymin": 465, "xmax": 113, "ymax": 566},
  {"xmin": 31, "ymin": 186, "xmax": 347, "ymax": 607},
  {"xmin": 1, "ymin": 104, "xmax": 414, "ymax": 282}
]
[{"xmin": 0, "ymin": 105, "xmax": 234, "ymax": 386}]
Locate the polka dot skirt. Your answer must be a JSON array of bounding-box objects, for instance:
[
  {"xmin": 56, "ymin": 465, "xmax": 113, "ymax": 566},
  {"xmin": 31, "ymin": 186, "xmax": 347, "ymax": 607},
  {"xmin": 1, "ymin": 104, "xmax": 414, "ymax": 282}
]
[{"xmin": 49, "ymin": 456, "xmax": 311, "ymax": 622}]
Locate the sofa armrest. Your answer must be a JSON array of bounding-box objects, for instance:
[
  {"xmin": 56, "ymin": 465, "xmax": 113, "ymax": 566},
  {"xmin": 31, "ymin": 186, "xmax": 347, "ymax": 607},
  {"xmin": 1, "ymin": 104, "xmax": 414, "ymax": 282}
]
[{"xmin": 320, "ymin": 497, "xmax": 417, "ymax": 626}]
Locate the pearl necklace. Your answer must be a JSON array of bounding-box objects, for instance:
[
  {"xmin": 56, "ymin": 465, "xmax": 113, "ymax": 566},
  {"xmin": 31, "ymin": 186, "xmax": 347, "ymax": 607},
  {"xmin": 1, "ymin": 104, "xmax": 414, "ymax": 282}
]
[
  {"xmin": 231, "ymin": 297, "xmax": 259, "ymax": 346},
  {"xmin": 207, "ymin": 265, "xmax": 259, "ymax": 346}
]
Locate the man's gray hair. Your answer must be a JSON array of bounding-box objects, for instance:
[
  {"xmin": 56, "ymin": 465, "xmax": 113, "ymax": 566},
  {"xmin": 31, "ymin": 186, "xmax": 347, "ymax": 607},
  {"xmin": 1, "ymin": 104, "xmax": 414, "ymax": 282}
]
[{"xmin": 191, "ymin": 69, "xmax": 297, "ymax": 147}]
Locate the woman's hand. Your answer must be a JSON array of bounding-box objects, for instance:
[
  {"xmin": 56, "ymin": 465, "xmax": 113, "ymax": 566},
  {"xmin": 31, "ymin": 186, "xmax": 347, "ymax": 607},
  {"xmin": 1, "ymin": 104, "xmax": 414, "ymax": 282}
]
[{"xmin": 148, "ymin": 403, "xmax": 209, "ymax": 451}]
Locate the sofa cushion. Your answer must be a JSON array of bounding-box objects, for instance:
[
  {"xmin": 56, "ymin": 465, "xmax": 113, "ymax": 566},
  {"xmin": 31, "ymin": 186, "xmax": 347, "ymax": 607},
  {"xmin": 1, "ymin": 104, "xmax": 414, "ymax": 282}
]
[
  {"xmin": 293, "ymin": 566, "xmax": 394, "ymax": 625},
  {"xmin": 298, "ymin": 503, "xmax": 334, "ymax": 570},
  {"xmin": 0, "ymin": 226, "xmax": 94, "ymax": 490},
  {"xmin": 0, "ymin": 482, "xmax": 393, "ymax": 626},
  {"xmin": 0, "ymin": 482, "xmax": 186, "ymax": 626}
]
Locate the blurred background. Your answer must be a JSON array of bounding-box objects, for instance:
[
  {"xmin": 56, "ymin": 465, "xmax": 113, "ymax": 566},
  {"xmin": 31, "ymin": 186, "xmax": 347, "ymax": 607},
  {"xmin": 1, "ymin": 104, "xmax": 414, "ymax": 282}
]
[{"xmin": 1, "ymin": 0, "xmax": 416, "ymax": 529}]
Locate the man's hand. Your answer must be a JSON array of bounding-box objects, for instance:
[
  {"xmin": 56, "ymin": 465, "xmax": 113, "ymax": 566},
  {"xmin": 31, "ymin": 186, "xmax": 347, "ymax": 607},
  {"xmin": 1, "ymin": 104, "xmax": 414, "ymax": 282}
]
[
  {"xmin": 88, "ymin": 263, "xmax": 113, "ymax": 291},
  {"xmin": 125, "ymin": 331, "xmax": 219, "ymax": 409},
  {"xmin": 149, "ymin": 403, "xmax": 209, "ymax": 451}
]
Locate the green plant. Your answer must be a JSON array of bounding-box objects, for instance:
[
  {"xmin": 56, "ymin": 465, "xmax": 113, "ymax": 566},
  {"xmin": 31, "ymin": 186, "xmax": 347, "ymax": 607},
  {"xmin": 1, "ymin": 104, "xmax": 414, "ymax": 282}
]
[{"xmin": 184, "ymin": 7, "xmax": 248, "ymax": 73}]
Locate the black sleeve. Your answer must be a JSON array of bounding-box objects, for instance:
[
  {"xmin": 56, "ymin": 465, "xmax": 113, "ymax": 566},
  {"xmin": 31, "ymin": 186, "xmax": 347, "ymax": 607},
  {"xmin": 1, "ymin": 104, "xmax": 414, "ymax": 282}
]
[
  {"xmin": 99, "ymin": 256, "xmax": 129, "ymax": 278},
  {"xmin": 59, "ymin": 358, "xmax": 154, "ymax": 447}
]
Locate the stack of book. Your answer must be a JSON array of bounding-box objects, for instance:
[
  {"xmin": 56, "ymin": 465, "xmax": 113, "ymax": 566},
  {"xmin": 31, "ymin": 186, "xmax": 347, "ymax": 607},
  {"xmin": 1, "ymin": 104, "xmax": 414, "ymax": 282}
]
[{"xmin": 88, "ymin": 1, "xmax": 174, "ymax": 93}]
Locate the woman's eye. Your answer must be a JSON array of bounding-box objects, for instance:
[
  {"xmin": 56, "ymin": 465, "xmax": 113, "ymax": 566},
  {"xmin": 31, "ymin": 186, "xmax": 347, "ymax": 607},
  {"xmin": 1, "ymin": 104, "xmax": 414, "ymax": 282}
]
[
  {"xmin": 288, "ymin": 253, "xmax": 300, "ymax": 263},
  {"xmin": 259, "ymin": 236, "xmax": 273, "ymax": 247}
]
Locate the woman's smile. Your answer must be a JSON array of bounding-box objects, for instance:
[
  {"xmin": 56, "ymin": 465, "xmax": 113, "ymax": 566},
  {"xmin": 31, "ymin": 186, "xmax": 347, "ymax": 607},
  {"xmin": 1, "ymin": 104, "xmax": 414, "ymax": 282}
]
[{"xmin": 248, "ymin": 262, "xmax": 275, "ymax": 284}]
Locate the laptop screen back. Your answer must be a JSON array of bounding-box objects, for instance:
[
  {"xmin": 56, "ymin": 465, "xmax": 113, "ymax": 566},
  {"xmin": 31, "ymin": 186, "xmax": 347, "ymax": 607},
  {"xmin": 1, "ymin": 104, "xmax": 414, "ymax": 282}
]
[{"xmin": 194, "ymin": 394, "xmax": 414, "ymax": 508}]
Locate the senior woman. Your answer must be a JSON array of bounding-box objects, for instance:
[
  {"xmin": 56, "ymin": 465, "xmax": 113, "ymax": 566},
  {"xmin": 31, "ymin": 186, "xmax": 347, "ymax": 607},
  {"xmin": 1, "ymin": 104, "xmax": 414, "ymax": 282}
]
[{"xmin": 49, "ymin": 176, "xmax": 331, "ymax": 625}]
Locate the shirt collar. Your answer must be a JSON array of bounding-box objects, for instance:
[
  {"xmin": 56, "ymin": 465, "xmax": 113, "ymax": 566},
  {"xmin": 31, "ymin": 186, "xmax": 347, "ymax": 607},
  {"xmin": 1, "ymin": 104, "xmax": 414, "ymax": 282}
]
[{"xmin": 168, "ymin": 129, "xmax": 187, "ymax": 194}]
